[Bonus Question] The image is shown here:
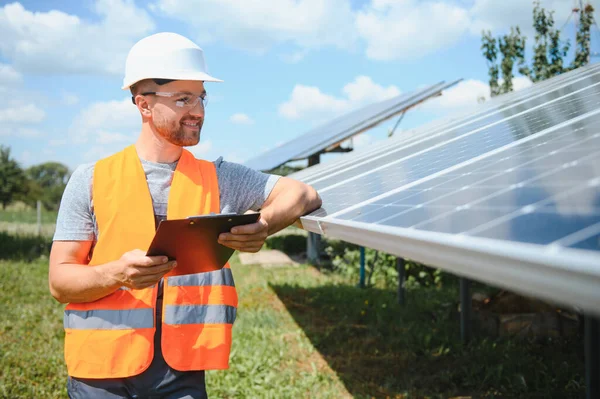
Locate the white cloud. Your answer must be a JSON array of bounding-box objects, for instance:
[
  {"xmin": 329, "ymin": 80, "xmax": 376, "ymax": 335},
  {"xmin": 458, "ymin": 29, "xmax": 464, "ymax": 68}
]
[
  {"xmin": 350, "ymin": 133, "xmax": 375, "ymax": 149},
  {"xmin": 279, "ymin": 85, "xmax": 347, "ymax": 120},
  {"xmin": 70, "ymin": 98, "xmax": 139, "ymax": 143},
  {"xmin": 356, "ymin": 0, "xmax": 470, "ymax": 61},
  {"xmin": 0, "ymin": 0, "xmax": 155, "ymax": 75},
  {"xmin": 0, "ymin": 63, "xmax": 21, "ymax": 85},
  {"xmin": 69, "ymin": 97, "xmax": 141, "ymax": 143},
  {"xmin": 0, "ymin": 127, "xmax": 44, "ymax": 138},
  {"xmin": 0, "ymin": 104, "xmax": 45, "ymax": 123},
  {"xmin": 230, "ymin": 113, "xmax": 254, "ymax": 125},
  {"xmin": 279, "ymin": 75, "xmax": 400, "ymax": 120},
  {"xmin": 223, "ymin": 152, "xmax": 244, "ymax": 164},
  {"xmin": 96, "ymin": 130, "xmax": 134, "ymax": 144},
  {"xmin": 62, "ymin": 92, "xmax": 79, "ymax": 106},
  {"xmin": 512, "ymin": 76, "xmax": 534, "ymax": 91},
  {"xmin": 355, "ymin": 0, "xmax": 572, "ymax": 61},
  {"xmin": 469, "ymin": 0, "xmax": 573, "ymax": 36},
  {"xmin": 424, "ymin": 76, "xmax": 534, "ymax": 111},
  {"xmin": 18, "ymin": 150, "xmax": 33, "ymax": 165},
  {"xmin": 151, "ymin": 0, "xmax": 357, "ymax": 54},
  {"xmin": 281, "ymin": 49, "xmax": 309, "ymax": 64},
  {"xmin": 343, "ymin": 75, "xmax": 400, "ymax": 103},
  {"xmin": 188, "ymin": 139, "xmax": 213, "ymax": 158},
  {"xmin": 425, "ymin": 79, "xmax": 491, "ymax": 111},
  {"xmin": 83, "ymin": 147, "xmax": 115, "ymax": 163},
  {"xmin": 49, "ymin": 138, "xmax": 68, "ymax": 147}
]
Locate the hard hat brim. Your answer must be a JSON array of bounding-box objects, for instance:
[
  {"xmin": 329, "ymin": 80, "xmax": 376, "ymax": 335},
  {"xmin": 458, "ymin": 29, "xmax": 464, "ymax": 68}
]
[{"xmin": 122, "ymin": 71, "xmax": 223, "ymax": 90}]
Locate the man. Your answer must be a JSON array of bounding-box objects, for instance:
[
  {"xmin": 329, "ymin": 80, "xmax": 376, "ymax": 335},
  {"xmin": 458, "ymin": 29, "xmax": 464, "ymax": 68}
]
[{"xmin": 49, "ymin": 32, "xmax": 322, "ymax": 399}]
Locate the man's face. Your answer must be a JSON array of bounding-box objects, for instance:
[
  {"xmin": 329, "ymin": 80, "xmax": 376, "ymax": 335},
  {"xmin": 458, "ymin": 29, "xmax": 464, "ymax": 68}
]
[{"xmin": 145, "ymin": 80, "xmax": 206, "ymax": 147}]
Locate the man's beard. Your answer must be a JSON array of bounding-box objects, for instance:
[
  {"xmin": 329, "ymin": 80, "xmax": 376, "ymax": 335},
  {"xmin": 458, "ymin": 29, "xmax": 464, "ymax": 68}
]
[{"xmin": 155, "ymin": 117, "xmax": 203, "ymax": 147}]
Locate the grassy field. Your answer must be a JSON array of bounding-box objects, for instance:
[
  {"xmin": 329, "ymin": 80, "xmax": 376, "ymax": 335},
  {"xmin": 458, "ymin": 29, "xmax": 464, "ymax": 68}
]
[
  {"xmin": 0, "ymin": 249, "xmax": 586, "ymax": 399},
  {"xmin": 0, "ymin": 207, "xmax": 58, "ymax": 225},
  {"xmin": 0, "ymin": 207, "xmax": 57, "ymax": 237}
]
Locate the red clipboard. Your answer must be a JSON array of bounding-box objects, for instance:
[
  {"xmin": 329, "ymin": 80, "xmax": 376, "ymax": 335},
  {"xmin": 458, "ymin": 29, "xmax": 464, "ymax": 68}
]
[{"xmin": 146, "ymin": 212, "xmax": 261, "ymax": 276}]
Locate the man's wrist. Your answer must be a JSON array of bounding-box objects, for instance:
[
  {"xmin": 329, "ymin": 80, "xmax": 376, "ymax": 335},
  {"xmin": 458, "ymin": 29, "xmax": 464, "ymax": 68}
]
[{"xmin": 96, "ymin": 260, "xmax": 126, "ymax": 290}]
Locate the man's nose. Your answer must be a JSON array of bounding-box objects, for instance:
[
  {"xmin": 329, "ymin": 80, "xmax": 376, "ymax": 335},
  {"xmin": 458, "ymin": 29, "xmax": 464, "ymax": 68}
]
[{"xmin": 188, "ymin": 101, "xmax": 205, "ymax": 117}]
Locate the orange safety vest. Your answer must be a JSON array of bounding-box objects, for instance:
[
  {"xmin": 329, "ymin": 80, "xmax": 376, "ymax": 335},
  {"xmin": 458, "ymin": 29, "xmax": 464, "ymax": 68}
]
[{"xmin": 63, "ymin": 145, "xmax": 237, "ymax": 378}]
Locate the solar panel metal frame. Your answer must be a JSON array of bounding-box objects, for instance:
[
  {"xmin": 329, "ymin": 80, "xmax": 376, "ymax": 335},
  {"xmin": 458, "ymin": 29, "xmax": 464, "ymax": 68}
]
[
  {"xmin": 243, "ymin": 80, "xmax": 461, "ymax": 171},
  {"xmin": 294, "ymin": 64, "xmax": 600, "ymax": 316}
]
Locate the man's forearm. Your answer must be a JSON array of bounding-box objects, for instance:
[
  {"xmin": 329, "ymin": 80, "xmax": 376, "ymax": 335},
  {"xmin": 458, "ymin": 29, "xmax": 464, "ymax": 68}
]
[
  {"xmin": 49, "ymin": 261, "xmax": 123, "ymax": 304},
  {"xmin": 261, "ymin": 184, "xmax": 321, "ymax": 235}
]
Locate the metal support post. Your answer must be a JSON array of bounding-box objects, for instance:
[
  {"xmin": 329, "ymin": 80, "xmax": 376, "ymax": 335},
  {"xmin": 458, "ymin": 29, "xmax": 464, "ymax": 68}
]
[
  {"xmin": 460, "ymin": 277, "xmax": 471, "ymax": 343},
  {"xmin": 585, "ymin": 314, "xmax": 599, "ymax": 399},
  {"xmin": 358, "ymin": 246, "xmax": 366, "ymax": 288},
  {"xmin": 306, "ymin": 153, "xmax": 321, "ymax": 265},
  {"xmin": 397, "ymin": 257, "xmax": 406, "ymax": 305},
  {"xmin": 307, "ymin": 232, "xmax": 321, "ymax": 266}
]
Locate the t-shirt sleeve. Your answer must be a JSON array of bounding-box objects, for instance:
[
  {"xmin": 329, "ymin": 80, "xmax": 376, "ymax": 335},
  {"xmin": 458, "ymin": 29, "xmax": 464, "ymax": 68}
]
[
  {"xmin": 53, "ymin": 163, "xmax": 96, "ymax": 241},
  {"xmin": 214, "ymin": 157, "xmax": 281, "ymax": 214}
]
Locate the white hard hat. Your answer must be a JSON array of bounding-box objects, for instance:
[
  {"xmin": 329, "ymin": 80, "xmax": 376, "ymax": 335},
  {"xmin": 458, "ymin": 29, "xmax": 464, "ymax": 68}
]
[{"xmin": 122, "ymin": 32, "xmax": 222, "ymax": 90}]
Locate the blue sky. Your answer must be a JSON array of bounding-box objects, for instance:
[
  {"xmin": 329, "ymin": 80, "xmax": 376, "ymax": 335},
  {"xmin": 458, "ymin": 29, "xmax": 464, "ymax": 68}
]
[{"xmin": 0, "ymin": 0, "xmax": 594, "ymax": 170}]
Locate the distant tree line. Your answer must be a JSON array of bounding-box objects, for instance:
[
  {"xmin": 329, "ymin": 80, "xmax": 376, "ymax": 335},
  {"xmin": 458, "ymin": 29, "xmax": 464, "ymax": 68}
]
[
  {"xmin": 0, "ymin": 145, "xmax": 70, "ymax": 211},
  {"xmin": 482, "ymin": 0, "xmax": 595, "ymax": 96}
]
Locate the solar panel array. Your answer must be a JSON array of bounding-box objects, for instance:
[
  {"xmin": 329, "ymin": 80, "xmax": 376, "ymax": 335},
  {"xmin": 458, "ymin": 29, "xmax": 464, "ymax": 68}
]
[
  {"xmin": 244, "ymin": 80, "xmax": 460, "ymax": 171},
  {"xmin": 292, "ymin": 63, "xmax": 600, "ymax": 315}
]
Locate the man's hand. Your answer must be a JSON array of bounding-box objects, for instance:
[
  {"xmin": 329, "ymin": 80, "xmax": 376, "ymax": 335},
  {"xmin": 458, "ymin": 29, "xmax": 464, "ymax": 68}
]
[
  {"xmin": 110, "ymin": 249, "xmax": 177, "ymax": 290},
  {"xmin": 218, "ymin": 215, "xmax": 269, "ymax": 253}
]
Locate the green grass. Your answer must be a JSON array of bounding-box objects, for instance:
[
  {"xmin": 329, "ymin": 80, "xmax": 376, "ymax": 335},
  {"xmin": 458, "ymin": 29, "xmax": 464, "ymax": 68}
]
[
  {"xmin": 0, "ymin": 255, "xmax": 585, "ymax": 398},
  {"xmin": 0, "ymin": 260, "xmax": 67, "ymax": 398},
  {"xmin": 0, "ymin": 208, "xmax": 58, "ymax": 224},
  {"xmin": 269, "ymin": 272, "xmax": 585, "ymax": 398}
]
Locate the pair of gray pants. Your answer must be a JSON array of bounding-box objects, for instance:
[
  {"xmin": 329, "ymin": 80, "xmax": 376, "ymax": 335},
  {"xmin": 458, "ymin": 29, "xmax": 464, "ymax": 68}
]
[{"xmin": 66, "ymin": 373, "xmax": 207, "ymax": 399}]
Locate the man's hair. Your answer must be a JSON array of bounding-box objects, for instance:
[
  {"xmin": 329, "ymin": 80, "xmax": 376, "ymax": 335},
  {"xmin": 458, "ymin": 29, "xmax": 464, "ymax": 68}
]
[{"xmin": 130, "ymin": 79, "xmax": 175, "ymax": 104}]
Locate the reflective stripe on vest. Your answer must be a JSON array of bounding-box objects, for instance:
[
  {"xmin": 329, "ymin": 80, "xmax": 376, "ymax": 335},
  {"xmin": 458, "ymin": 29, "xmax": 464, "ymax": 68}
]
[
  {"xmin": 168, "ymin": 268, "xmax": 235, "ymax": 287},
  {"xmin": 64, "ymin": 308, "xmax": 154, "ymax": 330},
  {"xmin": 63, "ymin": 145, "xmax": 236, "ymax": 379},
  {"xmin": 164, "ymin": 304, "xmax": 236, "ymax": 325}
]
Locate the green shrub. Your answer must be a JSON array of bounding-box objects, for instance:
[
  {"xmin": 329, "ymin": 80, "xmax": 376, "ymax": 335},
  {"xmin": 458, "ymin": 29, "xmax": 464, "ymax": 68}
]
[
  {"xmin": 0, "ymin": 231, "xmax": 52, "ymax": 261},
  {"xmin": 265, "ymin": 233, "xmax": 307, "ymax": 255},
  {"xmin": 323, "ymin": 240, "xmax": 443, "ymax": 289}
]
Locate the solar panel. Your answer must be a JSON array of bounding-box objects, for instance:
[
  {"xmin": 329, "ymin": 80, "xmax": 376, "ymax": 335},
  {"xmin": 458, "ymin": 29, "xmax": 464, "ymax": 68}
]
[
  {"xmin": 243, "ymin": 81, "xmax": 460, "ymax": 171},
  {"xmin": 310, "ymin": 81, "xmax": 600, "ymax": 205},
  {"xmin": 296, "ymin": 64, "xmax": 600, "ymax": 186},
  {"xmin": 295, "ymin": 63, "xmax": 600, "ymax": 315}
]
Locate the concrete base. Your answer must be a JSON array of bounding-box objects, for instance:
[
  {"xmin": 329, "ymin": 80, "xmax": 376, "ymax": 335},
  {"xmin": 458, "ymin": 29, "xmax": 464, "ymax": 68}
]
[{"xmin": 238, "ymin": 249, "xmax": 299, "ymax": 267}]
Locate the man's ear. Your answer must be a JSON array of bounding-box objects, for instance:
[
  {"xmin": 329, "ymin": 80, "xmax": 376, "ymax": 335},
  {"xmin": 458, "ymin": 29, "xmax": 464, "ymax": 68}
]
[{"xmin": 136, "ymin": 95, "xmax": 152, "ymax": 117}]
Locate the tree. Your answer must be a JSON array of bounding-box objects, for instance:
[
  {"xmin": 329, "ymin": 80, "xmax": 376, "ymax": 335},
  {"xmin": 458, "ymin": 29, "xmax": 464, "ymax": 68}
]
[
  {"xmin": 482, "ymin": 27, "xmax": 527, "ymax": 96},
  {"xmin": 481, "ymin": 31, "xmax": 501, "ymax": 97},
  {"xmin": 23, "ymin": 162, "xmax": 71, "ymax": 211},
  {"xmin": 0, "ymin": 146, "xmax": 26, "ymax": 209},
  {"xmin": 572, "ymin": 3, "xmax": 595, "ymax": 69},
  {"xmin": 520, "ymin": 1, "xmax": 570, "ymax": 81},
  {"xmin": 499, "ymin": 27, "xmax": 527, "ymax": 94},
  {"xmin": 482, "ymin": 1, "xmax": 595, "ymax": 96}
]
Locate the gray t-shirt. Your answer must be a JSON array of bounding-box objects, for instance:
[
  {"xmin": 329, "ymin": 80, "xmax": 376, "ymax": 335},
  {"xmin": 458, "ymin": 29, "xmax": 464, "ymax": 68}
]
[{"xmin": 53, "ymin": 156, "xmax": 280, "ymax": 241}]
